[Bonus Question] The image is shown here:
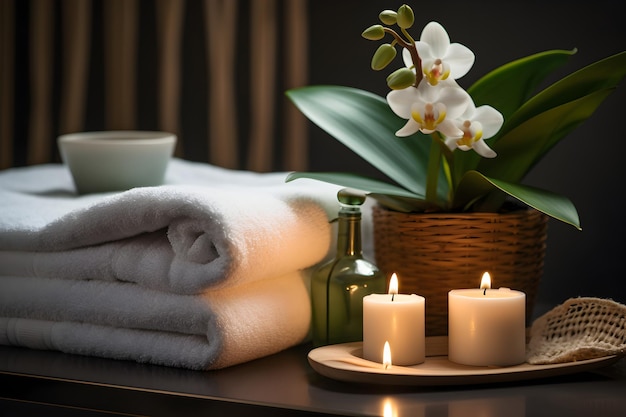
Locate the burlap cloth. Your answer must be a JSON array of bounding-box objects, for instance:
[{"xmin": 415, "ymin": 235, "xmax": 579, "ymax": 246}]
[{"xmin": 527, "ymin": 297, "xmax": 626, "ymax": 364}]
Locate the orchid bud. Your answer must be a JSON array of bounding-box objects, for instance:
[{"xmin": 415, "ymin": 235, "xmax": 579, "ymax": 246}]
[
  {"xmin": 386, "ymin": 67, "xmax": 416, "ymax": 90},
  {"xmin": 396, "ymin": 4, "xmax": 414, "ymax": 29},
  {"xmin": 379, "ymin": 10, "xmax": 397, "ymax": 25},
  {"xmin": 371, "ymin": 44, "xmax": 397, "ymax": 71},
  {"xmin": 362, "ymin": 25, "xmax": 385, "ymax": 41}
]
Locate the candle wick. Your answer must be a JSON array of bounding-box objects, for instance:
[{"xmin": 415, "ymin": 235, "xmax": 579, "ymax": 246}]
[
  {"xmin": 391, "ymin": 294, "xmax": 395, "ymax": 301},
  {"xmin": 483, "ymin": 288, "xmax": 487, "ymax": 296}
]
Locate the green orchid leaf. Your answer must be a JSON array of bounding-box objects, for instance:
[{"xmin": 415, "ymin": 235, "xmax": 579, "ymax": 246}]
[
  {"xmin": 453, "ymin": 49, "xmax": 575, "ymax": 184},
  {"xmin": 368, "ymin": 193, "xmax": 437, "ymax": 213},
  {"xmin": 454, "ymin": 171, "xmax": 581, "ymax": 229},
  {"xmin": 286, "ymin": 86, "xmax": 430, "ymax": 197},
  {"xmin": 286, "ymin": 171, "xmax": 424, "ymax": 200},
  {"xmin": 286, "ymin": 172, "xmax": 432, "ymax": 212},
  {"xmin": 467, "ymin": 49, "xmax": 576, "ymax": 120},
  {"xmin": 478, "ymin": 88, "xmax": 614, "ymax": 183},
  {"xmin": 501, "ymin": 51, "xmax": 626, "ymax": 138},
  {"xmin": 455, "ymin": 52, "xmax": 625, "ymax": 203}
]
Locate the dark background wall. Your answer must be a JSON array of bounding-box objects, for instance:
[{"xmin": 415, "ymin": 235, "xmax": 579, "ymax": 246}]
[{"xmin": 6, "ymin": 0, "xmax": 626, "ymax": 309}]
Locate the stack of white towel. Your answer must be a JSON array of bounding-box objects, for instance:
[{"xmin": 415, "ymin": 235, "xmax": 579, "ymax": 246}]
[{"xmin": 0, "ymin": 159, "xmax": 342, "ymax": 370}]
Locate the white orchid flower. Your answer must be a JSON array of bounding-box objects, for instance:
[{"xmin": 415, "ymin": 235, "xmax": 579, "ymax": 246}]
[
  {"xmin": 403, "ymin": 21, "xmax": 475, "ymax": 86},
  {"xmin": 387, "ymin": 81, "xmax": 471, "ymax": 137},
  {"xmin": 445, "ymin": 100, "xmax": 504, "ymax": 158}
]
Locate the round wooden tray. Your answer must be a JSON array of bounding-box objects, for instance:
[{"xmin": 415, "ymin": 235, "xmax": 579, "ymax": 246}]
[{"xmin": 308, "ymin": 337, "xmax": 622, "ymax": 386}]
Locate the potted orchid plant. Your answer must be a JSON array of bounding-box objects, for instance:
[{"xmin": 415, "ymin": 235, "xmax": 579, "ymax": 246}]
[{"xmin": 285, "ymin": 4, "xmax": 626, "ymax": 230}]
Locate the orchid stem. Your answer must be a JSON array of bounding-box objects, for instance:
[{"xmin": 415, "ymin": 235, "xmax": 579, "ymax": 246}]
[
  {"xmin": 383, "ymin": 27, "xmax": 422, "ymax": 86},
  {"xmin": 425, "ymin": 136, "xmax": 441, "ymax": 206},
  {"xmin": 435, "ymin": 132, "xmax": 455, "ymax": 208}
]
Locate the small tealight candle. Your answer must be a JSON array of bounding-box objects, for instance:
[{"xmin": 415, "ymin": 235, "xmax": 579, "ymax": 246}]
[
  {"xmin": 363, "ymin": 273, "xmax": 425, "ymax": 366},
  {"xmin": 448, "ymin": 272, "xmax": 526, "ymax": 366}
]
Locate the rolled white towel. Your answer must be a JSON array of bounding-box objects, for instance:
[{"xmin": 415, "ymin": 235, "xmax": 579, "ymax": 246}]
[
  {"xmin": 0, "ymin": 159, "xmax": 339, "ymax": 294},
  {"xmin": 0, "ymin": 271, "xmax": 312, "ymax": 370}
]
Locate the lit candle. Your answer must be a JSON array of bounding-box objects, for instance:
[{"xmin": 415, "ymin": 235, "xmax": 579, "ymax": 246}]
[
  {"xmin": 363, "ymin": 273, "xmax": 425, "ymax": 366},
  {"xmin": 448, "ymin": 272, "xmax": 526, "ymax": 366}
]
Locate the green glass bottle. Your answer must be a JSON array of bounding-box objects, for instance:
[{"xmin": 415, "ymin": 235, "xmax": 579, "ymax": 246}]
[{"xmin": 311, "ymin": 189, "xmax": 386, "ymax": 347}]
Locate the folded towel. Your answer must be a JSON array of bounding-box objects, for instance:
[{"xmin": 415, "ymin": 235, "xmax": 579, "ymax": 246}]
[
  {"xmin": 0, "ymin": 271, "xmax": 311, "ymax": 370},
  {"xmin": 0, "ymin": 159, "xmax": 338, "ymax": 294}
]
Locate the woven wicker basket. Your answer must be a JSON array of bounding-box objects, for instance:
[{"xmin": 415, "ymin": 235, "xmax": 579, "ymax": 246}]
[{"xmin": 372, "ymin": 205, "xmax": 548, "ymax": 336}]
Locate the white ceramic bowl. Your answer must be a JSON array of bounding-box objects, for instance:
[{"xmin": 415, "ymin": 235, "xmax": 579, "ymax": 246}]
[{"xmin": 58, "ymin": 131, "xmax": 176, "ymax": 194}]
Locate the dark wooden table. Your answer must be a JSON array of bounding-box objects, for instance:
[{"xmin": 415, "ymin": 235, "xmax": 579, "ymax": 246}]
[{"xmin": 1, "ymin": 341, "xmax": 625, "ymax": 417}]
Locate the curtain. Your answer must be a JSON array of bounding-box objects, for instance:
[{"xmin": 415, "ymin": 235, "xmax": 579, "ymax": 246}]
[{"xmin": 0, "ymin": 0, "xmax": 309, "ymax": 172}]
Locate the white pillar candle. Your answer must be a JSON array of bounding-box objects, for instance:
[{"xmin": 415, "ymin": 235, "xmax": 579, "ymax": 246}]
[
  {"xmin": 363, "ymin": 273, "xmax": 425, "ymax": 366},
  {"xmin": 448, "ymin": 272, "xmax": 526, "ymax": 366}
]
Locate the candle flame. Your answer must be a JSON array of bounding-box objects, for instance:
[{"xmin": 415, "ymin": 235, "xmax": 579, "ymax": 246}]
[
  {"xmin": 383, "ymin": 398, "xmax": 397, "ymax": 417},
  {"xmin": 388, "ymin": 273, "xmax": 399, "ymax": 295},
  {"xmin": 383, "ymin": 401, "xmax": 393, "ymax": 417},
  {"xmin": 383, "ymin": 341, "xmax": 392, "ymax": 369},
  {"xmin": 480, "ymin": 272, "xmax": 491, "ymax": 290}
]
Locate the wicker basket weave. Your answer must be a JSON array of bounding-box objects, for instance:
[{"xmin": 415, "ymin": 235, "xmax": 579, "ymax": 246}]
[{"xmin": 372, "ymin": 205, "xmax": 548, "ymax": 336}]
